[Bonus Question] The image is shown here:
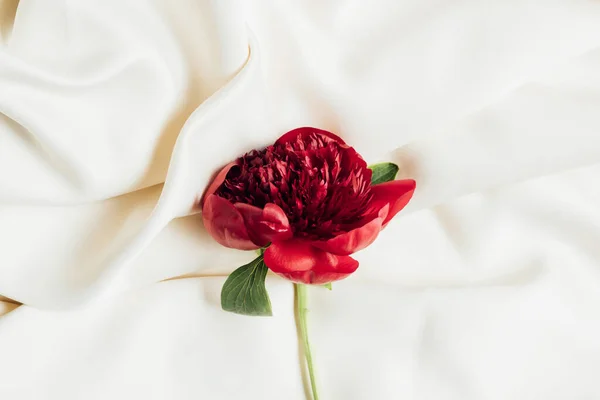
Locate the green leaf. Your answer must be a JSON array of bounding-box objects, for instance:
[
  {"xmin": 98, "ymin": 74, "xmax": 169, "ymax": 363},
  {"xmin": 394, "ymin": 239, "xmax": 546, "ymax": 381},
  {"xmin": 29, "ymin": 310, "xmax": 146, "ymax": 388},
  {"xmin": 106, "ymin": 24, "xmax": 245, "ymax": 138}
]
[
  {"xmin": 323, "ymin": 283, "xmax": 332, "ymax": 290},
  {"xmin": 221, "ymin": 255, "xmax": 272, "ymax": 316},
  {"xmin": 369, "ymin": 162, "xmax": 399, "ymax": 185}
]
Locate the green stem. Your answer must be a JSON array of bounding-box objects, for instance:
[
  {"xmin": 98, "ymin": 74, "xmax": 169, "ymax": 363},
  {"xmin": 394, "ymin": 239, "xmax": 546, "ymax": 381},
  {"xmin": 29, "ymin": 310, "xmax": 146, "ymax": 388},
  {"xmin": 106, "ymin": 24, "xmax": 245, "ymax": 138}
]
[{"xmin": 295, "ymin": 284, "xmax": 320, "ymax": 400}]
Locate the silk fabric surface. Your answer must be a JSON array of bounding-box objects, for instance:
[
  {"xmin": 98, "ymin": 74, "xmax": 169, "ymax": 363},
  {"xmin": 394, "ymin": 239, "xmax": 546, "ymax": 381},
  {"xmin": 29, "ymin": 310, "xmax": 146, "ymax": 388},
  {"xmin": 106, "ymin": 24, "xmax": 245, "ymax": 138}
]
[{"xmin": 2, "ymin": 0, "xmax": 600, "ymax": 399}]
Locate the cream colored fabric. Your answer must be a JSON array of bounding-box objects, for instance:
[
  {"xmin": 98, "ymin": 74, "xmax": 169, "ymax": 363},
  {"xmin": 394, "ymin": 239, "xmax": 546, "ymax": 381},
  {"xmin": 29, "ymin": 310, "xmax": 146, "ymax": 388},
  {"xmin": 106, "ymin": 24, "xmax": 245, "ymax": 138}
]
[{"xmin": 2, "ymin": 1, "xmax": 600, "ymax": 399}]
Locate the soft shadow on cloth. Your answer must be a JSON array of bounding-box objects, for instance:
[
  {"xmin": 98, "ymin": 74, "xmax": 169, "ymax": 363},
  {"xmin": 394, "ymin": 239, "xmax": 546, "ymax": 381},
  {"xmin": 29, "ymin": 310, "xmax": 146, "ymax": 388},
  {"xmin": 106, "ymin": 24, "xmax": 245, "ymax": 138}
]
[
  {"xmin": 0, "ymin": 0, "xmax": 18, "ymax": 42},
  {"xmin": 0, "ymin": 296, "xmax": 21, "ymax": 317}
]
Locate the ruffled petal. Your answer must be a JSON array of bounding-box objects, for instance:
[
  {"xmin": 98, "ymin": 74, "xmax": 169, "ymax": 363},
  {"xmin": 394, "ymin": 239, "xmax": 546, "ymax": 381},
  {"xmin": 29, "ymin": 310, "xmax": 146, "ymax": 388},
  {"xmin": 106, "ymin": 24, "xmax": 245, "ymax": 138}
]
[
  {"xmin": 201, "ymin": 194, "xmax": 258, "ymax": 250},
  {"xmin": 201, "ymin": 162, "xmax": 237, "ymax": 207},
  {"xmin": 264, "ymin": 240, "xmax": 359, "ymax": 284},
  {"xmin": 234, "ymin": 203, "xmax": 293, "ymax": 247},
  {"xmin": 370, "ymin": 179, "xmax": 416, "ymax": 225},
  {"xmin": 276, "ymin": 127, "xmax": 369, "ymax": 175},
  {"xmin": 275, "ymin": 126, "xmax": 347, "ymax": 146},
  {"xmin": 312, "ymin": 205, "xmax": 388, "ymax": 256}
]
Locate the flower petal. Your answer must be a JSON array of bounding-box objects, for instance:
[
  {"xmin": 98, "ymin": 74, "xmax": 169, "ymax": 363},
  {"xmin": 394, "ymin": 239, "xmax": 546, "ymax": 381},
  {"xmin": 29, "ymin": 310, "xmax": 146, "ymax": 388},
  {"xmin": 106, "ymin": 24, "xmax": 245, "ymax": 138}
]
[
  {"xmin": 202, "ymin": 194, "xmax": 258, "ymax": 250},
  {"xmin": 201, "ymin": 162, "xmax": 237, "ymax": 207},
  {"xmin": 264, "ymin": 240, "xmax": 359, "ymax": 284},
  {"xmin": 370, "ymin": 179, "xmax": 416, "ymax": 225},
  {"xmin": 275, "ymin": 127, "xmax": 347, "ymax": 146},
  {"xmin": 234, "ymin": 203, "xmax": 293, "ymax": 247},
  {"xmin": 312, "ymin": 205, "xmax": 388, "ymax": 256}
]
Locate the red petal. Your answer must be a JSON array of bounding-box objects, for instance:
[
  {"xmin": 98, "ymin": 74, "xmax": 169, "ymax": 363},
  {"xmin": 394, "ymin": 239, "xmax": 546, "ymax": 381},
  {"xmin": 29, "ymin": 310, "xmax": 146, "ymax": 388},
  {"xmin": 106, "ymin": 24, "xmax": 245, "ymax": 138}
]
[
  {"xmin": 201, "ymin": 162, "xmax": 236, "ymax": 208},
  {"xmin": 234, "ymin": 203, "xmax": 293, "ymax": 247},
  {"xmin": 370, "ymin": 179, "xmax": 416, "ymax": 225},
  {"xmin": 264, "ymin": 240, "xmax": 359, "ymax": 285},
  {"xmin": 275, "ymin": 127, "xmax": 347, "ymax": 146},
  {"xmin": 202, "ymin": 194, "xmax": 258, "ymax": 250},
  {"xmin": 312, "ymin": 205, "xmax": 388, "ymax": 256}
]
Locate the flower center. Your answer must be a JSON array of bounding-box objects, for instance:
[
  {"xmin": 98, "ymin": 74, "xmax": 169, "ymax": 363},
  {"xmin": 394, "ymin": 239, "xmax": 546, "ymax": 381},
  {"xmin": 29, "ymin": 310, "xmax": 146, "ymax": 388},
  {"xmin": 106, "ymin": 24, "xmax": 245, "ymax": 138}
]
[{"xmin": 215, "ymin": 133, "xmax": 374, "ymax": 239}]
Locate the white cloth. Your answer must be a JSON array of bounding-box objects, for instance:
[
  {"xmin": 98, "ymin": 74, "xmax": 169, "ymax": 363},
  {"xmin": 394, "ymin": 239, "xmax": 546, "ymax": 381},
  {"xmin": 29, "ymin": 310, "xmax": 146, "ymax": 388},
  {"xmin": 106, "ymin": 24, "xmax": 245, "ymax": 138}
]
[{"xmin": 2, "ymin": 0, "xmax": 600, "ymax": 398}]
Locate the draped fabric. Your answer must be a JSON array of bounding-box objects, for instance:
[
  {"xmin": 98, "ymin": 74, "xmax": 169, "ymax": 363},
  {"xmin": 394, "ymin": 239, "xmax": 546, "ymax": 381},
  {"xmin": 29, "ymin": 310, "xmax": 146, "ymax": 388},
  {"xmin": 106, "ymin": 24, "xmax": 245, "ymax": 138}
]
[{"xmin": 1, "ymin": 1, "xmax": 600, "ymax": 398}]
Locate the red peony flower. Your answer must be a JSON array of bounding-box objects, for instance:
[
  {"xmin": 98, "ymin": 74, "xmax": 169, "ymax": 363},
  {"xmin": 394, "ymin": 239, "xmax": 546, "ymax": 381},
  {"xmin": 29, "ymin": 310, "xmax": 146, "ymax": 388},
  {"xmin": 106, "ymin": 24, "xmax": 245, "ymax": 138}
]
[{"xmin": 201, "ymin": 127, "xmax": 415, "ymax": 284}]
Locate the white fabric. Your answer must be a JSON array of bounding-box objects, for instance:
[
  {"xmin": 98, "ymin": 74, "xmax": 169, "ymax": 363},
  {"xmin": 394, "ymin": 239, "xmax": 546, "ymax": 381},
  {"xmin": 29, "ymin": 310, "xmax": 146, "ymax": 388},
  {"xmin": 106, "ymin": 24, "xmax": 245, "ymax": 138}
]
[{"xmin": 2, "ymin": 0, "xmax": 600, "ymax": 398}]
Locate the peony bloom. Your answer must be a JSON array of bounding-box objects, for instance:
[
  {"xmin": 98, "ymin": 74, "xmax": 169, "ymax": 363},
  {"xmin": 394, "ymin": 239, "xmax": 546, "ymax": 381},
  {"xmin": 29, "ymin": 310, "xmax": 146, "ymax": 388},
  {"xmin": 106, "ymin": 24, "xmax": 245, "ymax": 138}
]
[{"xmin": 202, "ymin": 127, "xmax": 415, "ymax": 284}]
